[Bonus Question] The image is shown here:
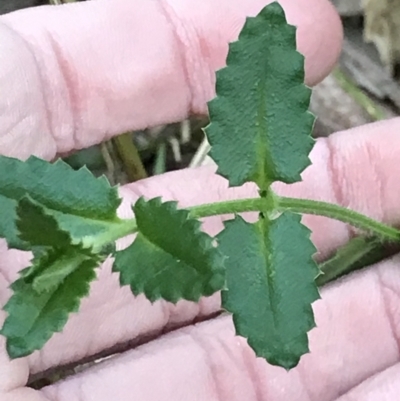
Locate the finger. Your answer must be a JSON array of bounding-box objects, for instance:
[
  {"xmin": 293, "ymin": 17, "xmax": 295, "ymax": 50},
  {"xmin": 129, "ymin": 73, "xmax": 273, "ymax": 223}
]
[
  {"xmin": 0, "ymin": 0, "xmax": 342, "ymax": 159},
  {"xmin": 37, "ymin": 257, "xmax": 400, "ymax": 401},
  {"xmin": 3, "ymin": 118, "xmax": 400, "ymax": 382}
]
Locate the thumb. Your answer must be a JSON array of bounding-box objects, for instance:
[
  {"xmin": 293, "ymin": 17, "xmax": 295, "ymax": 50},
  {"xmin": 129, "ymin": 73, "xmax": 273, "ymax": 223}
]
[{"xmin": 0, "ymin": 0, "xmax": 342, "ymax": 160}]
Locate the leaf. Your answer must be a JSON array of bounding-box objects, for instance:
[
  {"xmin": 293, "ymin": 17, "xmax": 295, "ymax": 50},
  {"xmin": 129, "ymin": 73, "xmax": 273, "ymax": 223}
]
[
  {"xmin": 113, "ymin": 197, "xmax": 226, "ymax": 303},
  {"xmin": 31, "ymin": 251, "xmax": 94, "ymax": 293},
  {"xmin": 205, "ymin": 2, "xmax": 315, "ymax": 190},
  {"xmin": 218, "ymin": 213, "xmax": 320, "ymax": 369},
  {"xmin": 0, "ymin": 247, "xmax": 101, "ymax": 358},
  {"xmin": 1, "ymin": 197, "xmax": 104, "ymax": 358},
  {"xmin": 0, "ymin": 155, "xmax": 121, "ymax": 250},
  {"xmin": 16, "ymin": 196, "xmax": 71, "ymax": 248},
  {"xmin": 15, "ymin": 195, "xmax": 119, "ymax": 254}
]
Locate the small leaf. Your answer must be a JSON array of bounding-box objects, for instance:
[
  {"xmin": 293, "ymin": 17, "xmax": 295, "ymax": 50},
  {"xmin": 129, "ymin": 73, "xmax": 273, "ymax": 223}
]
[
  {"xmin": 218, "ymin": 213, "xmax": 320, "ymax": 369},
  {"xmin": 31, "ymin": 251, "xmax": 93, "ymax": 294},
  {"xmin": 113, "ymin": 197, "xmax": 226, "ymax": 303},
  {"xmin": 0, "ymin": 155, "xmax": 121, "ymax": 250},
  {"xmin": 15, "ymin": 197, "xmax": 105, "ymax": 294},
  {"xmin": 1, "ymin": 247, "xmax": 101, "ymax": 358},
  {"xmin": 205, "ymin": 2, "xmax": 315, "ymax": 190}
]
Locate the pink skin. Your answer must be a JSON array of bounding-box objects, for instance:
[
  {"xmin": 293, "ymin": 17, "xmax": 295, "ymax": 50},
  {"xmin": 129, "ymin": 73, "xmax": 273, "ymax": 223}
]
[{"xmin": 0, "ymin": 0, "xmax": 399, "ymax": 400}]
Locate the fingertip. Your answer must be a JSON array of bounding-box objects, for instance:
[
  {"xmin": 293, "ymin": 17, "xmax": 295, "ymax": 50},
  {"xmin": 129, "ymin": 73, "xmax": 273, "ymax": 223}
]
[
  {"xmin": 170, "ymin": 0, "xmax": 343, "ymax": 116},
  {"xmin": 283, "ymin": 0, "xmax": 343, "ymax": 86},
  {"xmin": 172, "ymin": 0, "xmax": 343, "ymax": 88}
]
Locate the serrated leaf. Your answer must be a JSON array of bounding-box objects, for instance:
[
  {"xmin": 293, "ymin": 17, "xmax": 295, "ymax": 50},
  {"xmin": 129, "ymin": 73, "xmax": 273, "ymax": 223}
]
[
  {"xmin": 218, "ymin": 213, "xmax": 320, "ymax": 369},
  {"xmin": 113, "ymin": 197, "xmax": 226, "ymax": 303},
  {"xmin": 0, "ymin": 247, "xmax": 101, "ymax": 358},
  {"xmin": 0, "ymin": 155, "xmax": 121, "ymax": 250},
  {"xmin": 205, "ymin": 2, "xmax": 315, "ymax": 189},
  {"xmin": 15, "ymin": 195, "xmax": 118, "ymax": 253}
]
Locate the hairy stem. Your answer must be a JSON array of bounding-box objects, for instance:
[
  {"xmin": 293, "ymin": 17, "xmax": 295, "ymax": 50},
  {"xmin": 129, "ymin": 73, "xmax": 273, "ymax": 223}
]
[
  {"xmin": 188, "ymin": 197, "xmax": 266, "ymax": 219},
  {"xmin": 276, "ymin": 196, "xmax": 400, "ymax": 241},
  {"xmin": 94, "ymin": 195, "xmax": 400, "ymax": 253},
  {"xmin": 190, "ymin": 196, "xmax": 400, "ymax": 241}
]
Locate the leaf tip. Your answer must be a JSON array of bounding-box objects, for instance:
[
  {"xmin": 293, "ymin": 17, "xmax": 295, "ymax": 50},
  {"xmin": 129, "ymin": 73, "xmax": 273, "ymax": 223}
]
[{"xmin": 5, "ymin": 338, "xmax": 32, "ymax": 360}]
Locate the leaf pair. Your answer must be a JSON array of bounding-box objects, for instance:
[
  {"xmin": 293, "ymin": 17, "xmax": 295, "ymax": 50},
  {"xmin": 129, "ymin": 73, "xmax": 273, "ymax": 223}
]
[
  {"xmin": 0, "ymin": 157, "xmax": 124, "ymax": 357},
  {"xmin": 205, "ymin": 2, "xmax": 320, "ymax": 369},
  {"xmin": 0, "ymin": 170, "xmax": 225, "ymax": 357},
  {"xmin": 0, "ymin": 156, "xmax": 122, "ymax": 250},
  {"xmin": 1, "ymin": 196, "xmax": 105, "ymax": 357}
]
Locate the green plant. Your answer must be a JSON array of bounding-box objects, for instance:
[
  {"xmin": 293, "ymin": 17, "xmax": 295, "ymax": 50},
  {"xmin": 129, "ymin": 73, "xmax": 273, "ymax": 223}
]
[{"xmin": 1, "ymin": 2, "xmax": 399, "ymax": 370}]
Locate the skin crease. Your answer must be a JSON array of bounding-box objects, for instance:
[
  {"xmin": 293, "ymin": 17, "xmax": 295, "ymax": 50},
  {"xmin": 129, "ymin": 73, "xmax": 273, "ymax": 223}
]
[{"xmin": 0, "ymin": 0, "xmax": 399, "ymax": 400}]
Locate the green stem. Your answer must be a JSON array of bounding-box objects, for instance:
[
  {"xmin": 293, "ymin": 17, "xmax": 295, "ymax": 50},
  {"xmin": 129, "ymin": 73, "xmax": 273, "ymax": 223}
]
[
  {"xmin": 190, "ymin": 196, "xmax": 400, "ymax": 241},
  {"xmin": 188, "ymin": 197, "xmax": 265, "ymax": 219},
  {"xmin": 276, "ymin": 196, "xmax": 400, "ymax": 241},
  {"xmin": 93, "ymin": 195, "xmax": 400, "ymax": 253},
  {"xmin": 91, "ymin": 219, "xmax": 138, "ymax": 253},
  {"xmin": 191, "ymin": 195, "xmax": 400, "ymax": 242}
]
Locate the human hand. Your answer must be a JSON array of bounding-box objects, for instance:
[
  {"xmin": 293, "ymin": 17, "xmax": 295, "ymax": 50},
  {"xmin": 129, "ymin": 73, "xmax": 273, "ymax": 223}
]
[{"xmin": 0, "ymin": 0, "xmax": 399, "ymax": 400}]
